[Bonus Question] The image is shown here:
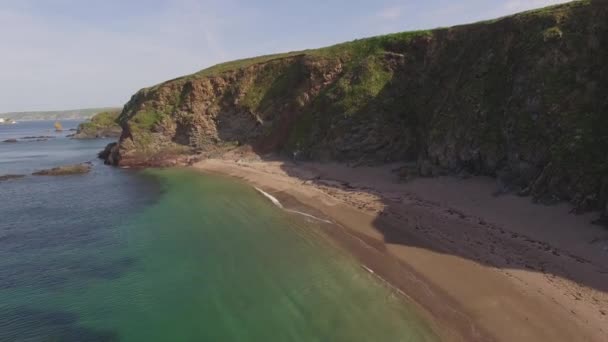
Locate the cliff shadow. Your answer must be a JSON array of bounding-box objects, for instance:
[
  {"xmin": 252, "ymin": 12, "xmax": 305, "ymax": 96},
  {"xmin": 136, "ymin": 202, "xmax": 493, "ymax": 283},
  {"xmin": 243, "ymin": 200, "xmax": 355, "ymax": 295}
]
[
  {"xmin": 273, "ymin": 157, "xmax": 608, "ymax": 302},
  {"xmin": 268, "ymin": 48, "xmax": 608, "ymax": 297}
]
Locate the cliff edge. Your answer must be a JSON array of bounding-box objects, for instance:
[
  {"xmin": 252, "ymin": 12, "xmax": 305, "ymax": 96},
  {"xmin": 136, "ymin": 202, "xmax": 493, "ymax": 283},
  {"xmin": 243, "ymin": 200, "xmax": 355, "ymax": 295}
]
[{"xmin": 104, "ymin": 0, "xmax": 608, "ymax": 216}]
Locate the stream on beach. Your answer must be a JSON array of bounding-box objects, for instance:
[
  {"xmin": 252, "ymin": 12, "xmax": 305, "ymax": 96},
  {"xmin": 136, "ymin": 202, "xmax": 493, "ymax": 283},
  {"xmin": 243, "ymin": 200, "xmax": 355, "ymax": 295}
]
[{"xmin": 0, "ymin": 121, "xmax": 438, "ymax": 341}]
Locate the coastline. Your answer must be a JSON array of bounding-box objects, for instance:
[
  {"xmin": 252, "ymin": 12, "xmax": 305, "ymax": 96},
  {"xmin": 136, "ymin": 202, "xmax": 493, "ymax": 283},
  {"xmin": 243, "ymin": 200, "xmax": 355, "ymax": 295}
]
[{"xmin": 193, "ymin": 156, "xmax": 608, "ymax": 342}]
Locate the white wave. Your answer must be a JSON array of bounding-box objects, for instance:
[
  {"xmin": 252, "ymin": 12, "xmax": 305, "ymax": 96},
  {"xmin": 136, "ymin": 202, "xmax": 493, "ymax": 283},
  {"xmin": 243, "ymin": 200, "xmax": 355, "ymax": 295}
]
[
  {"xmin": 285, "ymin": 209, "xmax": 333, "ymax": 224},
  {"xmin": 254, "ymin": 187, "xmax": 283, "ymax": 208},
  {"xmin": 361, "ymin": 265, "xmax": 375, "ymax": 274},
  {"xmin": 254, "ymin": 186, "xmax": 333, "ymax": 224}
]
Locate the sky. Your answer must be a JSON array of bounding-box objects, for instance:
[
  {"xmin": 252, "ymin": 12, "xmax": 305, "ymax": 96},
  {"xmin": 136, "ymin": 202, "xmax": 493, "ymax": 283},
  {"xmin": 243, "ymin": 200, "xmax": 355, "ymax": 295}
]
[{"xmin": 0, "ymin": 0, "xmax": 574, "ymax": 112}]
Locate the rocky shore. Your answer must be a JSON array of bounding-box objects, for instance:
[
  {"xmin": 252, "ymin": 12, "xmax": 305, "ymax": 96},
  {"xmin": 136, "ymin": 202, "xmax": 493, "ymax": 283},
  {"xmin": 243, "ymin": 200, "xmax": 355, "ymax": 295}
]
[
  {"xmin": 32, "ymin": 163, "xmax": 92, "ymax": 176},
  {"xmin": 0, "ymin": 174, "xmax": 25, "ymax": 182},
  {"xmin": 72, "ymin": 110, "xmax": 121, "ymax": 139}
]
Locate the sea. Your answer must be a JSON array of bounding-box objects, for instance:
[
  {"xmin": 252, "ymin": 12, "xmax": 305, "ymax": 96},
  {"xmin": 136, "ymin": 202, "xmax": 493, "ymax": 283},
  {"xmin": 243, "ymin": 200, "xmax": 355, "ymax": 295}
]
[{"xmin": 0, "ymin": 120, "xmax": 438, "ymax": 341}]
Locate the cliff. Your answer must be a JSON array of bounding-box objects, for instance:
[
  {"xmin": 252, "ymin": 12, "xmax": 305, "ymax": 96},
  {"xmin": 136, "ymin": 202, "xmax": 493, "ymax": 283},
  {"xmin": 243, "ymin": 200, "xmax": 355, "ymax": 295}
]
[
  {"xmin": 105, "ymin": 0, "xmax": 608, "ymax": 216},
  {"xmin": 73, "ymin": 110, "xmax": 121, "ymax": 139}
]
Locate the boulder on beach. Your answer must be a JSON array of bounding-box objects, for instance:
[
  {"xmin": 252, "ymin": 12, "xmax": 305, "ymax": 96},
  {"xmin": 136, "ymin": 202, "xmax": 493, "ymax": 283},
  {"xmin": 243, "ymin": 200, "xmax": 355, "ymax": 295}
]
[{"xmin": 32, "ymin": 163, "xmax": 92, "ymax": 176}]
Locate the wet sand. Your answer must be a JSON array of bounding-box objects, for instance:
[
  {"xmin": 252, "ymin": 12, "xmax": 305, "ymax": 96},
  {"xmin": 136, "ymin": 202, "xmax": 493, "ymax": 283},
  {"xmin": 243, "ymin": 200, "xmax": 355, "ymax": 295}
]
[{"xmin": 193, "ymin": 156, "xmax": 608, "ymax": 342}]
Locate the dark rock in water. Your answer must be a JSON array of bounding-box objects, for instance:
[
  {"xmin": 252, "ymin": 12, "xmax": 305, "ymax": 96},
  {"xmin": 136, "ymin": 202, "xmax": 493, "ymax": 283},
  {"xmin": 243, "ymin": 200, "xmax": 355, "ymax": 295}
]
[
  {"xmin": 0, "ymin": 174, "xmax": 25, "ymax": 182},
  {"xmin": 98, "ymin": 142, "xmax": 119, "ymax": 165},
  {"xmin": 21, "ymin": 136, "xmax": 55, "ymax": 140},
  {"xmin": 32, "ymin": 164, "xmax": 92, "ymax": 176},
  {"xmin": 3, "ymin": 139, "xmax": 18, "ymax": 143}
]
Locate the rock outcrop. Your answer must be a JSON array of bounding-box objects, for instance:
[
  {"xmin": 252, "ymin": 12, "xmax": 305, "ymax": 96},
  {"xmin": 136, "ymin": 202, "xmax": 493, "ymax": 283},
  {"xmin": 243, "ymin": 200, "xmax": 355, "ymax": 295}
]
[
  {"xmin": 73, "ymin": 110, "xmax": 121, "ymax": 139},
  {"xmin": 32, "ymin": 164, "xmax": 92, "ymax": 176},
  {"xmin": 0, "ymin": 174, "xmax": 25, "ymax": 182},
  {"xmin": 105, "ymin": 0, "xmax": 608, "ymax": 214}
]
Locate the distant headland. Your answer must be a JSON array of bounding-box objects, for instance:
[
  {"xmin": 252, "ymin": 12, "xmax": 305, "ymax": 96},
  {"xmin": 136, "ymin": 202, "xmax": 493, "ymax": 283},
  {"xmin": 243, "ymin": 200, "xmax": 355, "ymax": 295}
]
[{"xmin": 0, "ymin": 107, "xmax": 121, "ymax": 121}]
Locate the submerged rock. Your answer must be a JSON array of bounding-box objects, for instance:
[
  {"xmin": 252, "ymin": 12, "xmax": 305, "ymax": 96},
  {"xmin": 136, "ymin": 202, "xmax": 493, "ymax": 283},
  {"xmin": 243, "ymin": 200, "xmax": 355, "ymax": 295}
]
[
  {"xmin": 21, "ymin": 136, "xmax": 55, "ymax": 140},
  {"xmin": 98, "ymin": 142, "xmax": 119, "ymax": 165},
  {"xmin": 32, "ymin": 164, "xmax": 92, "ymax": 176},
  {"xmin": 0, "ymin": 174, "xmax": 25, "ymax": 182}
]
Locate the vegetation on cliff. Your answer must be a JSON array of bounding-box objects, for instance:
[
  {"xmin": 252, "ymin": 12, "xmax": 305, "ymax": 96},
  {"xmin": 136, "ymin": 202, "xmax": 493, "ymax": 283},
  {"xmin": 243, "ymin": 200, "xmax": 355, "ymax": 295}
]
[
  {"xmin": 73, "ymin": 110, "xmax": 122, "ymax": 139},
  {"xmin": 106, "ymin": 0, "xmax": 608, "ymax": 216}
]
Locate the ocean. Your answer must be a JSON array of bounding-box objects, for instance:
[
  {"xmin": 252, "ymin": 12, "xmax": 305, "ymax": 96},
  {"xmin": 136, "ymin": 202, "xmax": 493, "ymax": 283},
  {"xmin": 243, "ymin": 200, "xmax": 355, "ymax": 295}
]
[{"xmin": 0, "ymin": 121, "xmax": 437, "ymax": 341}]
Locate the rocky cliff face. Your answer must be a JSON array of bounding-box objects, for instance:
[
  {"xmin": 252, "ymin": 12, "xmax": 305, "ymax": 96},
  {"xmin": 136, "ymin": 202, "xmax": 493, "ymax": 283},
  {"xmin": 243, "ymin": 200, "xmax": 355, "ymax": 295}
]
[{"xmin": 106, "ymin": 0, "xmax": 608, "ymax": 215}]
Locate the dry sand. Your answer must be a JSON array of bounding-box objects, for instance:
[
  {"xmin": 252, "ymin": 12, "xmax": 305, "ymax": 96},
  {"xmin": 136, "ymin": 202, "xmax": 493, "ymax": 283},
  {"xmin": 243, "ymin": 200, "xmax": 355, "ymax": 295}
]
[{"xmin": 193, "ymin": 155, "xmax": 608, "ymax": 342}]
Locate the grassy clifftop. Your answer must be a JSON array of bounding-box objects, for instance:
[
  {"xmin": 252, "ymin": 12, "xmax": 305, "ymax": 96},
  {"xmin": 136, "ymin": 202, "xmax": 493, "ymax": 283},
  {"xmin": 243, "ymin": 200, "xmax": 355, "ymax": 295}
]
[
  {"xmin": 107, "ymin": 0, "xmax": 608, "ymax": 216},
  {"xmin": 74, "ymin": 110, "xmax": 122, "ymax": 139}
]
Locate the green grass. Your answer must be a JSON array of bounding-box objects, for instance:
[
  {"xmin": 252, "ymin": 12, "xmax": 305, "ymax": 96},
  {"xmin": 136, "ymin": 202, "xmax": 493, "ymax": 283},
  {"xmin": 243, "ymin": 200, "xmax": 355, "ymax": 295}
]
[
  {"xmin": 186, "ymin": 30, "xmax": 432, "ymax": 80},
  {"xmin": 182, "ymin": 0, "xmax": 587, "ymax": 79},
  {"xmin": 313, "ymin": 30, "xmax": 432, "ymax": 58},
  {"xmin": 196, "ymin": 52, "xmax": 306, "ymax": 78},
  {"xmin": 75, "ymin": 110, "xmax": 121, "ymax": 138},
  {"xmin": 130, "ymin": 110, "xmax": 166, "ymax": 132},
  {"xmin": 241, "ymin": 62, "xmax": 291, "ymax": 110},
  {"xmin": 78, "ymin": 110, "xmax": 120, "ymax": 131},
  {"xmin": 331, "ymin": 56, "xmax": 393, "ymax": 116},
  {"xmin": 543, "ymin": 26, "xmax": 564, "ymax": 41},
  {"xmin": 241, "ymin": 60, "xmax": 308, "ymax": 113},
  {"xmin": 140, "ymin": 1, "xmax": 589, "ymax": 88}
]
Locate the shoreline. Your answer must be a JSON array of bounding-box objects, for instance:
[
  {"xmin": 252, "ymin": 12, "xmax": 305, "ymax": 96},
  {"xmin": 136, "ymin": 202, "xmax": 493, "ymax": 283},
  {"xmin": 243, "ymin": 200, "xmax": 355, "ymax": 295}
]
[
  {"xmin": 196, "ymin": 163, "xmax": 473, "ymax": 341},
  {"xmin": 193, "ymin": 156, "xmax": 608, "ymax": 342},
  {"xmin": 250, "ymin": 184, "xmax": 471, "ymax": 341}
]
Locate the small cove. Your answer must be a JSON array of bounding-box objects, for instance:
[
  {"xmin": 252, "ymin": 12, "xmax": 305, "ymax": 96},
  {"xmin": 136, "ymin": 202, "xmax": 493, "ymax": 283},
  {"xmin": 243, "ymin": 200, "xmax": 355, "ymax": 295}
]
[{"xmin": 0, "ymin": 121, "xmax": 438, "ymax": 341}]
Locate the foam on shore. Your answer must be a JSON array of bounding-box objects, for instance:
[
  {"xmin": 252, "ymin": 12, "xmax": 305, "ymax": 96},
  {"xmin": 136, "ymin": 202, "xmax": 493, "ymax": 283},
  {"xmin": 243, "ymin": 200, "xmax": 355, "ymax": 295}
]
[{"xmin": 254, "ymin": 186, "xmax": 333, "ymax": 224}]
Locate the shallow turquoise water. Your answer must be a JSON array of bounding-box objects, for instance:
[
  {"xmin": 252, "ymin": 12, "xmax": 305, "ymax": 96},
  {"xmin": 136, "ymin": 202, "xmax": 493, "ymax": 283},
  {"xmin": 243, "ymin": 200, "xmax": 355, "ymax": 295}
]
[{"xmin": 0, "ymin": 122, "xmax": 438, "ymax": 341}]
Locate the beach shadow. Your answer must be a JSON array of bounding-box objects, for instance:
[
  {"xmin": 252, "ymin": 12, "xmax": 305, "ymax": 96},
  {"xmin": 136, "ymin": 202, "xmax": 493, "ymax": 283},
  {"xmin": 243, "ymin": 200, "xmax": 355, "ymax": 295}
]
[
  {"xmin": 235, "ymin": 25, "xmax": 608, "ymax": 296},
  {"xmin": 269, "ymin": 156, "xmax": 608, "ymax": 294}
]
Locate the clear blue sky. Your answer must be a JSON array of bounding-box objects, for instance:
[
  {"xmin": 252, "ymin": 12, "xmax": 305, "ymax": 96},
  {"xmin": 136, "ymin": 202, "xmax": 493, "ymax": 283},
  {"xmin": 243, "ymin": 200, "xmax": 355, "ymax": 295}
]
[{"xmin": 0, "ymin": 0, "xmax": 573, "ymax": 112}]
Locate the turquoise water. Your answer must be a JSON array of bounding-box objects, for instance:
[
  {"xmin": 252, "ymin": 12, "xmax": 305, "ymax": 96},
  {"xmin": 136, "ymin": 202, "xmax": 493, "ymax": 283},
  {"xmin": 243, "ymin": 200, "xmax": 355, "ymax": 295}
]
[{"xmin": 0, "ymin": 121, "xmax": 438, "ymax": 341}]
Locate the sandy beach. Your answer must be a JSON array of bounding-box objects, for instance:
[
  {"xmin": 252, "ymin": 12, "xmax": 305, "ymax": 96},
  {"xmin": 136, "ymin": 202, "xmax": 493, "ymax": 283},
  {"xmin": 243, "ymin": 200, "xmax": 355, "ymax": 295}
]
[{"xmin": 193, "ymin": 153, "xmax": 608, "ymax": 342}]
